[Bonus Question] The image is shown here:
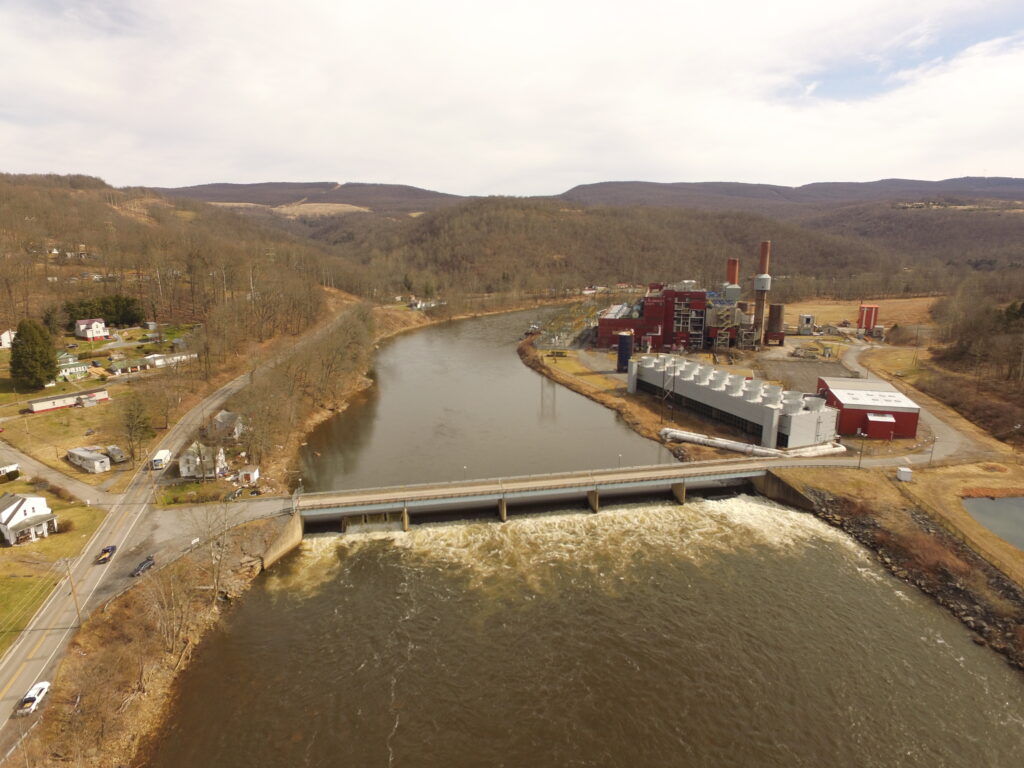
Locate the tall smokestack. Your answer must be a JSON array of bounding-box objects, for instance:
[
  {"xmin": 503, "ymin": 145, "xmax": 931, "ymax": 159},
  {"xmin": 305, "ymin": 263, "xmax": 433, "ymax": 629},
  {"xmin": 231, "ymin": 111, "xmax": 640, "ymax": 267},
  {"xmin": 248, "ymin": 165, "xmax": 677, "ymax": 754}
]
[
  {"xmin": 726, "ymin": 258, "xmax": 740, "ymax": 286},
  {"xmin": 753, "ymin": 240, "xmax": 772, "ymax": 345}
]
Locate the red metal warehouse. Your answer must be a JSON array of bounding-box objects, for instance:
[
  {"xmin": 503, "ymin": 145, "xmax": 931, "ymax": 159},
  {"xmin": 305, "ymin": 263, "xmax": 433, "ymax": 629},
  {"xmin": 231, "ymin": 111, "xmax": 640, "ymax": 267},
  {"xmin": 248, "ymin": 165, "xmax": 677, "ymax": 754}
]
[{"xmin": 816, "ymin": 377, "xmax": 920, "ymax": 439}]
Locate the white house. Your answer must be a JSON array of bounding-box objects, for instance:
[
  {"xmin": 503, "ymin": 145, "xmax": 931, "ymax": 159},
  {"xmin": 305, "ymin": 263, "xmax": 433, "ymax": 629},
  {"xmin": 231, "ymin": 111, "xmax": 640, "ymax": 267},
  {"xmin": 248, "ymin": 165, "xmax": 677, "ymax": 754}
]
[
  {"xmin": 0, "ymin": 329, "xmax": 15, "ymax": 349},
  {"xmin": 74, "ymin": 319, "xmax": 108, "ymax": 340},
  {"xmin": 143, "ymin": 352, "xmax": 198, "ymax": 368},
  {"xmin": 56, "ymin": 351, "xmax": 89, "ymax": 381},
  {"xmin": 0, "ymin": 493, "xmax": 57, "ymax": 546},
  {"xmin": 67, "ymin": 447, "xmax": 110, "ymax": 474},
  {"xmin": 239, "ymin": 465, "xmax": 260, "ymax": 486},
  {"xmin": 179, "ymin": 442, "xmax": 227, "ymax": 479},
  {"xmin": 28, "ymin": 387, "xmax": 109, "ymax": 413}
]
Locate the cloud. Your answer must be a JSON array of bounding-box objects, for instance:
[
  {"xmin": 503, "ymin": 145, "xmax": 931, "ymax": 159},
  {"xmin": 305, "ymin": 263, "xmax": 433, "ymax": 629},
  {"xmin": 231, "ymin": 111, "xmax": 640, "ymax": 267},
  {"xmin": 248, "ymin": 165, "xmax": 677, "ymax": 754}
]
[{"xmin": 1, "ymin": 0, "xmax": 1023, "ymax": 194}]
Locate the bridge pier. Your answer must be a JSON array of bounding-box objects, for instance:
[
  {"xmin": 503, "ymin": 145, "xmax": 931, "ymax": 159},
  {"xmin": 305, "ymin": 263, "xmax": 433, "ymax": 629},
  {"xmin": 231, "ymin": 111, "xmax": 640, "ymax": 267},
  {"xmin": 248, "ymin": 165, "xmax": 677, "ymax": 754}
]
[
  {"xmin": 587, "ymin": 489, "xmax": 599, "ymax": 513},
  {"xmin": 498, "ymin": 497, "xmax": 507, "ymax": 523},
  {"xmin": 671, "ymin": 482, "xmax": 686, "ymax": 505},
  {"xmin": 402, "ymin": 507, "xmax": 410, "ymax": 532}
]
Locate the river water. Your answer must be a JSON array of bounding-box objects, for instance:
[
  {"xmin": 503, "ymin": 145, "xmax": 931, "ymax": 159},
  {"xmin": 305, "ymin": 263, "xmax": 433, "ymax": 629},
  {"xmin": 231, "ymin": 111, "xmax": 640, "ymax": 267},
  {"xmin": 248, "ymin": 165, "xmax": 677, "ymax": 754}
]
[
  {"xmin": 298, "ymin": 309, "xmax": 672, "ymax": 490},
  {"xmin": 147, "ymin": 310, "xmax": 1024, "ymax": 766}
]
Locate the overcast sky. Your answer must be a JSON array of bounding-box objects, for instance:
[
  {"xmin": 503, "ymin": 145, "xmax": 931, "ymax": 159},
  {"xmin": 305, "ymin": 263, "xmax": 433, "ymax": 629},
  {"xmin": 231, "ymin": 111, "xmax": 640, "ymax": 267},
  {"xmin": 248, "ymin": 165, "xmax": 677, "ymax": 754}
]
[{"xmin": 2, "ymin": 0, "xmax": 1024, "ymax": 195}]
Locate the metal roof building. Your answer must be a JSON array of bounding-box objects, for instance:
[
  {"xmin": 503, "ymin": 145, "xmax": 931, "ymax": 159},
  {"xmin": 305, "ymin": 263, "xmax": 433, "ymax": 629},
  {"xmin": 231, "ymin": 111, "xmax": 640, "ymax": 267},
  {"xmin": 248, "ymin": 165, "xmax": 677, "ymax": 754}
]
[{"xmin": 816, "ymin": 377, "xmax": 920, "ymax": 439}]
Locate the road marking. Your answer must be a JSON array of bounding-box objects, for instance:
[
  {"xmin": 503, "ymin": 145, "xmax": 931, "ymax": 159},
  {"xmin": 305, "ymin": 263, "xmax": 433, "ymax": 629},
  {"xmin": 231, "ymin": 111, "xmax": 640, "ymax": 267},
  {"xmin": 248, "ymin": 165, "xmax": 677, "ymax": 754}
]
[{"xmin": 0, "ymin": 663, "xmax": 26, "ymax": 700}]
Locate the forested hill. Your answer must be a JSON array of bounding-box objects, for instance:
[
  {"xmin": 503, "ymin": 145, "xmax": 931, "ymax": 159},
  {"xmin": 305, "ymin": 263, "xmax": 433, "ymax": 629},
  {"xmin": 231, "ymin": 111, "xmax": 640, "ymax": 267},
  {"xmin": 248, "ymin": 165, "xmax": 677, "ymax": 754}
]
[
  {"xmin": 558, "ymin": 177, "xmax": 1024, "ymax": 217},
  {"xmin": 0, "ymin": 173, "xmax": 369, "ymax": 350},
  {"xmin": 155, "ymin": 181, "xmax": 464, "ymax": 214},
  {"xmin": 309, "ymin": 197, "xmax": 950, "ymax": 301}
]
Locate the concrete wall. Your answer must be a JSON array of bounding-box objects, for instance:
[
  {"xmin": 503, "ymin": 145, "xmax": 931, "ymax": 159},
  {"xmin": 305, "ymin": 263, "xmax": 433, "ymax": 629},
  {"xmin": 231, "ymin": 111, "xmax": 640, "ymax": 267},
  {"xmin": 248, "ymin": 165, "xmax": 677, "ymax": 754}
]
[
  {"xmin": 751, "ymin": 471, "xmax": 817, "ymax": 512},
  {"xmin": 261, "ymin": 511, "xmax": 303, "ymax": 570}
]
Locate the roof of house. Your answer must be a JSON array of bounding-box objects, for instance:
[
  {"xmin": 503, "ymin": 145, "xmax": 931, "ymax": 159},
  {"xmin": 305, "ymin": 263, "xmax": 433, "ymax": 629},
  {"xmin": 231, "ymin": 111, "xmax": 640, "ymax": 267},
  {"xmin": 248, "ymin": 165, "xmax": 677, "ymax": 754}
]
[
  {"xmin": 27, "ymin": 387, "xmax": 109, "ymax": 406},
  {"xmin": 0, "ymin": 493, "xmax": 50, "ymax": 527},
  {"xmin": 75, "ymin": 318, "xmax": 105, "ymax": 326}
]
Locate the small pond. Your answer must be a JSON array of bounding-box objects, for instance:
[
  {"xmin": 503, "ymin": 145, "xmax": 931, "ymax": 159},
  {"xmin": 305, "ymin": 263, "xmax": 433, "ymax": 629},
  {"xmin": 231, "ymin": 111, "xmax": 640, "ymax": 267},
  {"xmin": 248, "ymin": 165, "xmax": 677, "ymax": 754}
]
[{"xmin": 962, "ymin": 496, "xmax": 1024, "ymax": 551}]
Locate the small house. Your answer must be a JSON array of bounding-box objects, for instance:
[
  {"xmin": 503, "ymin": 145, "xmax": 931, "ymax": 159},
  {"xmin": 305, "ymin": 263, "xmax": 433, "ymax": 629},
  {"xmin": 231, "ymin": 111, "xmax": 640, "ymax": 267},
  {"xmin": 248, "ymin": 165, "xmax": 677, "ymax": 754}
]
[
  {"xmin": 178, "ymin": 442, "xmax": 227, "ymax": 479},
  {"xmin": 144, "ymin": 321, "xmax": 159, "ymax": 331},
  {"xmin": 74, "ymin": 319, "xmax": 108, "ymax": 340},
  {"xmin": 107, "ymin": 358, "xmax": 152, "ymax": 375},
  {"xmin": 56, "ymin": 351, "xmax": 89, "ymax": 381},
  {"xmin": 0, "ymin": 493, "xmax": 57, "ymax": 546},
  {"xmin": 143, "ymin": 352, "xmax": 198, "ymax": 368},
  {"xmin": 28, "ymin": 387, "xmax": 110, "ymax": 413},
  {"xmin": 0, "ymin": 464, "xmax": 19, "ymax": 483},
  {"xmin": 67, "ymin": 447, "xmax": 110, "ymax": 474},
  {"xmin": 0, "ymin": 329, "xmax": 15, "ymax": 349},
  {"xmin": 209, "ymin": 410, "xmax": 244, "ymax": 442},
  {"xmin": 239, "ymin": 465, "xmax": 260, "ymax": 486}
]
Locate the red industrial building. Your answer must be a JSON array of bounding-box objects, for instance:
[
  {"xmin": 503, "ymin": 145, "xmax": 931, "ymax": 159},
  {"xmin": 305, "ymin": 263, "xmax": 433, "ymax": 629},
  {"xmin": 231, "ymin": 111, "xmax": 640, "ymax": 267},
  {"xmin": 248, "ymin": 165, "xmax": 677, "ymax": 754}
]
[
  {"xmin": 596, "ymin": 241, "xmax": 785, "ymax": 352},
  {"xmin": 816, "ymin": 377, "xmax": 920, "ymax": 439},
  {"xmin": 857, "ymin": 304, "xmax": 879, "ymax": 330}
]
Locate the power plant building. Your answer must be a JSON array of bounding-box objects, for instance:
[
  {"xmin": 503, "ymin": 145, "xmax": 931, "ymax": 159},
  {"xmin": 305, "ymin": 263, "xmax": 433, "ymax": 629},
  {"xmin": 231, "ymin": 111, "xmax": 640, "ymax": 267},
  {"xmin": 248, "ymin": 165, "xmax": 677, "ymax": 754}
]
[
  {"xmin": 816, "ymin": 377, "xmax": 920, "ymax": 439},
  {"xmin": 629, "ymin": 355, "xmax": 839, "ymax": 449},
  {"xmin": 597, "ymin": 241, "xmax": 784, "ymax": 352}
]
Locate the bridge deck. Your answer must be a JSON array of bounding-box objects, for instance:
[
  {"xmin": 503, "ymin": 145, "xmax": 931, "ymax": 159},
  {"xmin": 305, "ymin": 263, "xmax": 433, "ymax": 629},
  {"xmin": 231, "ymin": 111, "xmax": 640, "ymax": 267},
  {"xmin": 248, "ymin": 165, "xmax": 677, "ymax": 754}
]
[{"xmin": 297, "ymin": 459, "xmax": 775, "ymax": 520}]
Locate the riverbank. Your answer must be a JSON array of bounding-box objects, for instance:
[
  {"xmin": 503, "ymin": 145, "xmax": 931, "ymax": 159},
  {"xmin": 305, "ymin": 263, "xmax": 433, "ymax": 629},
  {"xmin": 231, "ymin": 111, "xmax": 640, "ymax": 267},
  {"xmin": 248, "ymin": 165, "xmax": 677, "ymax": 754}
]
[
  {"xmin": 778, "ymin": 466, "xmax": 1024, "ymax": 672},
  {"xmin": 10, "ymin": 514, "xmax": 293, "ymax": 767},
  {"xmin": 270, "ymin": 299, "xmax": 580, "ymax": 490}
]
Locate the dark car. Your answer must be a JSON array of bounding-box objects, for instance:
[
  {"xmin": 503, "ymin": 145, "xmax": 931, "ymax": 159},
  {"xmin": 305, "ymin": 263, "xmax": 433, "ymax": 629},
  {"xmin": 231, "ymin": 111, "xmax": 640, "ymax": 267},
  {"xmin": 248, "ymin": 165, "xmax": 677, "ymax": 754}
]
[
  {"xmin": 95, "ymin": 545, "xmax": 117, "ymax": 564},
  {"xmin": 130, "ymin": 555, "xmax": 155, "ymax": 577}
]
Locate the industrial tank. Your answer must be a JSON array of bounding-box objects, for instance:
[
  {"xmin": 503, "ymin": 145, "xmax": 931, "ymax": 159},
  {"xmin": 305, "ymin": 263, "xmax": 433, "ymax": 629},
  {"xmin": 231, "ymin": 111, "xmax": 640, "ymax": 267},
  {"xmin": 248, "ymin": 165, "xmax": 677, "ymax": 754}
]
[
  {"xmin": 616, "ymin": 332, "xmax": 634, "ymax": 373},
  {"xmin": 767, "ymin": 304, "xmax": 785, "ymax": 334}
]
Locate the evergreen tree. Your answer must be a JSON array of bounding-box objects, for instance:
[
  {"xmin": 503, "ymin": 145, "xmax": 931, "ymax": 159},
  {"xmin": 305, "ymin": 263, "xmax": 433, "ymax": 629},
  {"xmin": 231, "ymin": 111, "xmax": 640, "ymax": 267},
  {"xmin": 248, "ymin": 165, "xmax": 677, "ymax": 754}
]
[{"xmin": 9, "ymin": 319, "xmax": 57, "ymax": 390}]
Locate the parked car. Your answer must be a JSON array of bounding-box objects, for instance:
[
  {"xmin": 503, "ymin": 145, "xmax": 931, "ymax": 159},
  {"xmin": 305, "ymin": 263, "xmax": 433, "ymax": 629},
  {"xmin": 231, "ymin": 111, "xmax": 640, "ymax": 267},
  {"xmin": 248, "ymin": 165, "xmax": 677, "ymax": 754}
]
[
  {"xmin": 66, "ymin": 343, "xmax": 78, "ymax": 348},
  {"xmin": 95, "ymin": 545, "xmax": 117, "ymax": 564},
  {"xmin": 13, "ymin": 682, "xmax": 50, "ymax": 717},
  {"xmin": 130, "ymin": 555, "xmax": 155, "ymax": 577}
]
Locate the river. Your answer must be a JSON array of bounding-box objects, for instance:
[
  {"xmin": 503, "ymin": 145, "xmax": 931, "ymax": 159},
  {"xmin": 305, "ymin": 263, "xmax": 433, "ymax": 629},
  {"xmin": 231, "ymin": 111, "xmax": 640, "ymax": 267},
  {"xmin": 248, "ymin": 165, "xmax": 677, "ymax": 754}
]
[{"xmin": 146, "ymin": 310, "xmax": 1024, "ymax": 766}]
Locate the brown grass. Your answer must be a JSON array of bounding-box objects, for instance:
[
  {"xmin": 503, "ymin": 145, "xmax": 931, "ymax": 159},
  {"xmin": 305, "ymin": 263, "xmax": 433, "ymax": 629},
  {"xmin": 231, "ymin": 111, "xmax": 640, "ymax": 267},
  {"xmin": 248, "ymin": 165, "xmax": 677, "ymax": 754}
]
[{"xmin": 785, "ymin": 296, "xmax": 940, "ymax": 327}]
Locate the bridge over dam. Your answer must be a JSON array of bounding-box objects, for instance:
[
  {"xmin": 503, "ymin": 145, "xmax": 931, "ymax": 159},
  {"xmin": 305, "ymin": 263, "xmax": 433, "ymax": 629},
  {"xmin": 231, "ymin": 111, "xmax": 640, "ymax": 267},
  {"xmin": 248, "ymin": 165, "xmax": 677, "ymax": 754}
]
[{"xmin": 295, "ymin": 458, "xmax": 825, "ymax": 531}]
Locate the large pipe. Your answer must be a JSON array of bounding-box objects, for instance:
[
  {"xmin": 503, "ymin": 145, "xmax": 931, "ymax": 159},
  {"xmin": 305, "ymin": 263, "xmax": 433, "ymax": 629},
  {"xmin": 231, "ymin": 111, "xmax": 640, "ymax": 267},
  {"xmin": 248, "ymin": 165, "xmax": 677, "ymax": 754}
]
[
  {"xmin": 759, "ymin": 240, "xmax": 771, "ymax": 274},
  {"xmin": 726, "ymin": 258, "xmax": 740, "ymax": 285},
  {"xmin": 659, "ymin": 428, "xmax": 848, "ymax": 458}
]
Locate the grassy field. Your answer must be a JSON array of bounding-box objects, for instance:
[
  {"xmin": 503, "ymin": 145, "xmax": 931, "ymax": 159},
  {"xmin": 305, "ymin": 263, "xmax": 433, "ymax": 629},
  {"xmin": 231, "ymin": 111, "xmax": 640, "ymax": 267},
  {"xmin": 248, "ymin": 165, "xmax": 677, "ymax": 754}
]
[
  {"xmin": 0, "ymin": 382, "xmax": 162, "ymax": 487},
  {"xmin": 0, "ymin": 478, "xmax": 106, "ymax": 655},
  {"xmin": 156, "ymin": 479, "xmax": 235, "ymax": 506},
  {"xmin": 785, "ymin": 296, "xmax": 939, "ymax": 327}
]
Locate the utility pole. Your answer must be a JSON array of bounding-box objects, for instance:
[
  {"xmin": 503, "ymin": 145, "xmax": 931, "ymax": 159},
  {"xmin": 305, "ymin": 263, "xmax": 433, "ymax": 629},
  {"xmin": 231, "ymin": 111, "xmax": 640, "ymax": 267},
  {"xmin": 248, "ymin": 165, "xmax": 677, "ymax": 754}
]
[
  {"xmin": 857, "ymin": 430, "xmax": 865, "ymax": 469},
  {"xmin": 65, "ymin": 563, "xmax": 82, "ymax": 627},
  {"xmin": 928, "ymin": 437, "xmax": 938, "ymax": 466}
]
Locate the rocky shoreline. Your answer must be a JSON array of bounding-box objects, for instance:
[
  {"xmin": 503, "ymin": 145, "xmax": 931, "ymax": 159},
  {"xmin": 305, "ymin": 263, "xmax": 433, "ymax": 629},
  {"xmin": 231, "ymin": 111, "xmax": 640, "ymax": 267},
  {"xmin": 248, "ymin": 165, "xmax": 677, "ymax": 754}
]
[
  {"xmin": 805, "ymin": 487, "xmax": 1024, "ymax": 671},
  {"xmin": 519, "ymin": 336, "xmax": 1024, "ymax": 675}
]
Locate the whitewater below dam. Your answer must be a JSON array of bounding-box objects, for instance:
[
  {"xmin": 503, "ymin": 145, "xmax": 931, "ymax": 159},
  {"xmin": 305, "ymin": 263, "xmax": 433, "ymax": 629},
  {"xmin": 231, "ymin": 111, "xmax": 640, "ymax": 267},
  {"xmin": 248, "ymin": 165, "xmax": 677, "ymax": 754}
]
[
  {"xmin": 145, "ymin": 310, "xmax": 1024, "ymax": 766},
  {"xmin": 149, "ymin": 497, "xmax": 1024, "ymax": 767}
]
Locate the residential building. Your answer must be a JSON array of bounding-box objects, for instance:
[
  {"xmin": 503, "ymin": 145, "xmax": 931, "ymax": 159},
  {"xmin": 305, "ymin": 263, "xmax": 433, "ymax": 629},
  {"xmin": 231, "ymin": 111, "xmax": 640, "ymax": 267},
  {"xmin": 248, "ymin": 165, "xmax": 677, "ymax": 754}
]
[
  {"xmin": 56, "ymin": 351, "xmax": 89, "ymax": 381},
  {"xmin": 142, "ymin": 351, "xmax": 198, "ymax": 368},
  {"xmin": 107, "ymin": 358, "xmax": 152, "ymax": 375},
  {"xmin": 0, "ymin": 493, "xmax": 57, "ymax": 545},
  {"xmin": 74, "ymin": 318, "xmax": 108, "ymax": 340},
  {"xmin": 67, "ymin": 447, "xmax": 111, "ymax": 474},
  {"xmin": 208, "ymin": 410, "xmax": 244, "ymax": 442},
  {"xmin": 0, "ymin": 329, "xmax": 15, "ymax": 349},
  {"xmin": 239, "ymin": 465, "xmax": 260, "ymax": 486},
  {"xmin": 179, "ymin": 442, "xmax": 227, "ymax": 479},
  {"xmin": 28, "ymin": 387, "xmax": 110, "ymax": 413}
]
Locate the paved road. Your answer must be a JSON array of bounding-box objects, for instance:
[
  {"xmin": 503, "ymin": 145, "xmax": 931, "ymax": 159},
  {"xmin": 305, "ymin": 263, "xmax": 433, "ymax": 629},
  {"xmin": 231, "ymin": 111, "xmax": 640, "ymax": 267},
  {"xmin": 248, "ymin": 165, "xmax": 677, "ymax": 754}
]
[{"xmin": 0, "ymin": 363, "xmax": 286, "ymax": 754}]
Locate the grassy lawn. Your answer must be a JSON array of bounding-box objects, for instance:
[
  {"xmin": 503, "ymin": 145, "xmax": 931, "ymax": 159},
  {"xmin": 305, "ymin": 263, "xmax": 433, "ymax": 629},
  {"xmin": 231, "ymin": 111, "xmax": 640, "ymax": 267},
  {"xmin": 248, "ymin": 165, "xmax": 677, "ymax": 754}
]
[
  {"xmin": 156, "ymin": 479, "xmax": 235, "ymax": 506},
  {"xmin": 0, "ymin": 479, "xmax": 106, "ymax": 655},
  {"xmin": 0, "ymin": 383, "xmax": 162, "ymax": 488}
]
